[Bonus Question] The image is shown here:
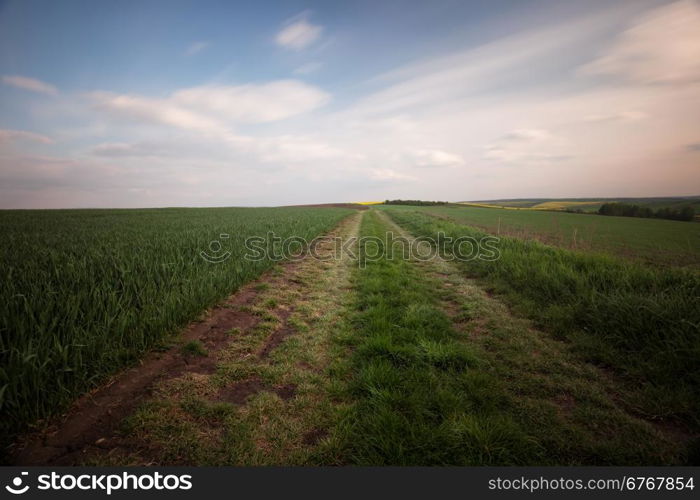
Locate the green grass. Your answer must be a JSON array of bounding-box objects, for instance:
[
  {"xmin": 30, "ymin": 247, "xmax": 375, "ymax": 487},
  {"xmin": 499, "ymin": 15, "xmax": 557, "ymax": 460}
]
[
  {"xmin": 382, "ymin": 204, "xmax": 700, "ymax": 268},
  {"xmin": 331, "ymin": 211, "xmax": 540, "ymax": 465},
  {"xmin": 110, "ymin": 213, "xmax": 364, "ymax": 466},
  {"xmin": 383, "ymin": 207, "xmax": 700, "ymax": 428},
  {"xmin": 181, "ymin": 341, "xmax": 208, "ymax": 357},
  {"xmin": 0, "ymin": 206, "xmax": 352, "ymax": 448},
  {"xmin": 465, "ymin": 196, "xmax": 700, "ymax": 214},
  {"xmin": 89, "ymin": 210, "xmax": 688, "ymax": 465},
  {"xmin": 373, "ymin": 210, "xmax": 683, "ymax": 464}
]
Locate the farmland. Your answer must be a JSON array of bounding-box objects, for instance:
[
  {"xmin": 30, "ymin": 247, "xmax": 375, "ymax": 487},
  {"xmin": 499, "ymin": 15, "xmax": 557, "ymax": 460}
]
[
  {"xmin": 0, "ymin": 206, "xmax": 353, "ymax": 449},
  {"xmin": 2, "ymin": 204, "xmax": 699, "ymax": 465},
  {"xmin": 394, "ymin": 204, "xmax": 700, "ymax": 268},
  {"xmin": 463, "ymin": 196, "xmax": 700, "ymax": 213},
  {"xmin": 381, "ymin": 206, "xmax": 700, "ymax": 430},
  {"xmin": 4, "ymin": 0, "xmax": 700, "ymax": 478}
]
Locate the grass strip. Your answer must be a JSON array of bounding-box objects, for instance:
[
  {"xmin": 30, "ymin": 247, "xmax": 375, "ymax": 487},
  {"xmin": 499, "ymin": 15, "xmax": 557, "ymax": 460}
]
[
  {"xmin": 331, "ymin": 210, "xmax": 540, "ymax": 465},
  {"xmin": 383, "ymin": 208, "xmax": 700, "ymax": 429}
]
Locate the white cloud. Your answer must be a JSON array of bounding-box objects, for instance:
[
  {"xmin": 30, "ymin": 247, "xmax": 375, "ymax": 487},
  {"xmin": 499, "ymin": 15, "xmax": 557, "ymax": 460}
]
[
  {"xmin": 410, "ymin": 149, "xmax": 464, "ymax": 167},
  {"xmin": 346, "ymin": 9, "xmax": 617, "ymax": 118},
  {"xmin": 275, "ymin": 16, "xmax": 322, "ymax": 50},
  {"xmin": 2, "ymin": 75, "xmax": 58, "ymax": 95},
  {"xmin": 579, "ymin": 1, "xmax": 700, "ymax": 84},
  {"xmin": 90, "ymin": 80, "xmax": 329, "ymax": 134},
  {"xmin": 172, "ymin": 80, "xmax": 330, "ymax": 123},
  {"xmin": 87, "ymin": 78, "xmax": 337, "ymax": 167},
  {"xmin": 184, "ymin": 41, "xmax": 210, "ymax": 56},
  {"xmin": 5, "ymin": 2, "xmax": 700, "ymax": 208},
  {"xmin": 483, "ymin": 129, "xmax": 571, "ymax": 165},
  {"xmin": 88, "ymin": 87, "xmax": 343, "ymax": 167},
  {"xmin": 90, "ymin": 91, "xmax": 223, "ymax": 131},
  {"xmin": 255, "ymin": 135, "xmax": 343, "ymax": 163},
  {"xmin": 369, "ymin": 168, "xmax": 416, "ymax": 182},
  {"xmin": 0, "ymin": 129, "xmax": 54, "ymax": 144}
]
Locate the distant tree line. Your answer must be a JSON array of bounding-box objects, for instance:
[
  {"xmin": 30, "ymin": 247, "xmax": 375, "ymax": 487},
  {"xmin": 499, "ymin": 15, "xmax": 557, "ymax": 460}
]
[
  {"xmin": 384, "ymin": 199, "xmax": 448, "ymax": 206},
  {"xmin": 598, "ymin": 202, "xmax": 695, "ymax": 221}
]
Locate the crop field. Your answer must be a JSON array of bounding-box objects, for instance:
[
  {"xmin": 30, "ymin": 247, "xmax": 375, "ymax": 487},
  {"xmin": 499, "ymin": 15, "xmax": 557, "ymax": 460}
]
[
  {"xmin": 464, "ymin": 197, "xmax": 700, "ymax": 213},
  {"xmin": 2, "ymin": 205, "xmax": 699, "ymax": 466},
  {"xmin": 381, "ymin": 207, "xmax": 700, "ymax": 427},
  {"xmin": 4, "ymin": 0, "xmax": 700, "ymax": 481},
  {"xmin": 398, "ymin": 204, "xmax": 700, "ymax": 268},
  {"xmin": 460, "ymin": 200, "xmax": 605, "ymax": 211},
  {"xmin": 0, "ymin": 206, "xmax": 353, "ymax": 448},
  {"xmin": 529, "ymin": 201, "xmax": 604, "ymax": 211}
]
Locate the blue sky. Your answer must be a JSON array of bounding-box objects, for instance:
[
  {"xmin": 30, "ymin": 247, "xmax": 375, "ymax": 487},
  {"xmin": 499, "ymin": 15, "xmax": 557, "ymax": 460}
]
[{"xmin": 0, "ymin": 0, "xmax": 699, "ymax": 207}]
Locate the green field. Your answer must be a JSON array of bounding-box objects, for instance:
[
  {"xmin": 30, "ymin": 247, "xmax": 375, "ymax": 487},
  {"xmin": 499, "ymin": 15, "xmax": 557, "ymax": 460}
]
[
  {"xmin": 382, "ymin": 206, "xmax": 700, "ymax": 430},
  {"xmin": 3, "ymin": 205, "xmax": 699, "ymax": 465},
  {"xmin": 324, "ymin": 211, "xmax": 679, "ymax": 464},
  {"xmin": 465, "ymin": 196, "xmax": 700, "ymax": 213},
  {"xmin": 391, "ymin": 204, "xmax": 700, "ymax": 268},
  {"xmin": 0, "ymin": 206, "xmax": 353, "ymax": 446},
  {"xmin": 337, "ymin": 210, "xmax": 687, "ymax": 464}
]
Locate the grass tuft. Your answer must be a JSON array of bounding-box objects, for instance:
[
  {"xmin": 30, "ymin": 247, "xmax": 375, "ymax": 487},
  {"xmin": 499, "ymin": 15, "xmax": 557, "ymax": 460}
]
[{"xmin": 181, "ymin": 340, "xmax": 208, "ymax": 357}]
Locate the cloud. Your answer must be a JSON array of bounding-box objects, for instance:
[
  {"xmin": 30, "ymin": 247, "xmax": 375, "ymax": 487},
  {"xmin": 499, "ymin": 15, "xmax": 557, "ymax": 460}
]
[
  {"xmin": 87, "ymin": 79, "xmax": 337, "ymax": 167},
  {"xmin": 502, "ymin": 129, "xmax": 551, "ymax": 141},
  {"xmin": 0, "ymin": 154, "xmax": 121, "ymax": 193},
  {"xmin": 88, "ymin": 90, "xmax": 344, "ymax": 167},
  {"xmin": 483, "ymin": 129, "xmax": 571, "ymax": 165},
  {"xmin": 90, "ymin": 142, "xmax": 170, "ymax": 157},
  {"xmin": 346, "ymin": 9, "xmax": 618, "ymax": 118},
  {"xmin": 369, "ymin": 168, "xmax": 416, "ymax": 182},
  {"xmin": 579, "ymin": 1, "xmax": 700, "ymax": 84},
  {"xmin": 171, "ymin": 80, "xmax": 330, "ymax": 123},
  {"xmin": 90, "ymin": 80, "xmax": 329, "ymax": 135},
  {"xmin": 0, "ymin": 129, "xmax": 54, "ymax": 144},
  {"xmin": 2, "ymin": 75, "xmax": 58, "ymax": 95},
  {"xmin": 255, "ymin": 135, "xmax": 343, "ymax": 163},
  {"xmin": 582, "ymin": 110, "xmax": 648, "ymax": 122},
  {"xmin": 90, "ymin": 91, "xmax": 222, "ymax": 131},
  {"xmin": 184, "ymin": 41, "xmax": 210, "ymax": 56},
  {"xmin": 275, "ymin": 15, "xmax": 322, "ymax": 50},
  {"xmin": 483, "ymin": 146, "xmax": 571, "ymax": 164},
  {"xmin": 5, "ymin": 1, "xmax": 700, "ymax": 208},
  {"xmin": 410, "ymin": 149, "xmax": 464, "ymax": 167}
]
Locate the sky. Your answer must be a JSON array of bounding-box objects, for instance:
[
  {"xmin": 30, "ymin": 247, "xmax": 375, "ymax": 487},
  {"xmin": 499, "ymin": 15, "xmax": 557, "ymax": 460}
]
[{"xmin": 0, "ymin": 0, "xmax": 699, "ymax": 208}]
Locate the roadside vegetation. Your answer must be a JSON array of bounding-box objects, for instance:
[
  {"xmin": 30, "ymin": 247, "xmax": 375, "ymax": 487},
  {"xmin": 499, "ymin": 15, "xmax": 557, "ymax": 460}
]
[
  {"xmin": 398, "ymin": 204, "xmax": 700, "ymax": 268},
  {"xmin": 363, "ymin": 211, "xmax": 684, "ymax": 464},
  {"xmin": 0, "ymin": 206, "xmax": 353, "ymax": 449},
  {"xmin": 329, "ymin": 210, "xmax": 538, "ymax": 464},
  {"xmin": 382, "ymin": 207, "xmax": 700, "ymax": 431}
]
